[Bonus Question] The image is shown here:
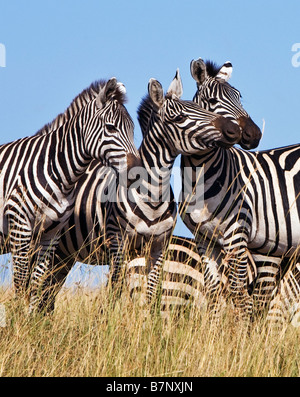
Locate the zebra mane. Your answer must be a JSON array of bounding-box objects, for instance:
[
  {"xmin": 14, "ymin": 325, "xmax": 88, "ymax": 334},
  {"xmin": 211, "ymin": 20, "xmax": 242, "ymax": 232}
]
[
  {"xmin": 205, "ymin": 60, "xmax": 222, "ymax": 78},
  {"xmin": 35, "ymin": 79, "xmax": 127, "ymax": 136},
  {"xmin": 137, "ymin": 94, "xmax": 155, "ymax": 138}
]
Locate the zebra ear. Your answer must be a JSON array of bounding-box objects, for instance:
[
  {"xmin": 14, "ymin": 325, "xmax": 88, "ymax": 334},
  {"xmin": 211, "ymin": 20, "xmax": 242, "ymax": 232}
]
[
  {"xmin": 166, "ymin": 69, "xmax": 183, "ymax": 99},
  {"xmin": 96, "ymin": 77, "xmax": 118, "ymax": 108},
  {"xmin": 148, "ymin": 78, "xmax": 164, "ymax": 109},
  {"xmin": 216, "ymin": 62, "xmax": 233, "ymax": 82},
  {"xmin": 190, "ymin": 58, "xmax": 207, "ymax": 85}
]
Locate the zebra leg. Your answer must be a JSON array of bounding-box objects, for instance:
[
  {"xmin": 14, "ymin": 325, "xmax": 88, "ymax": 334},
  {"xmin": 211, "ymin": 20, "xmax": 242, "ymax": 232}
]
[
  {"xmin": 107, "ymin": 237, "xmax": 128, "ymax": 299},
  {"xmin": 267, "ymin": 263, "xmax": 300, "ymax": 328},
  {"xmin": 202, "ymin": 255, "xmax": 227, "ymax": 320},
  {"xmin": 194, "ymin": 238, "xmax": 227, "ymax": 320},
  {"xmin": 224, "ymin": 243, "xmax": 253, "ymax": 321},
  {"xmin": 11, "ymin": 240, "xmax": 32, "ymax": 297},
  {"xmin": 8, "ymin": 215, "xmax": 33, "ymax": 297},
  {"xmin": 35, "ymin": 253, "xmax": 73, "ymax": 314},
  {"xmin": 146, "ymin": 255, "xmax": 164, "ymax": 307},
  {"xmin": 251, "ymin": 254, "xmax": 281, "ymax": 316},
  {"xmin": 145, "ymin": 240, "xmax": 168, "ymax": 308},
  {"xmin": 28, "ymin": 240, "xmax": 58, "ymax": 314}
]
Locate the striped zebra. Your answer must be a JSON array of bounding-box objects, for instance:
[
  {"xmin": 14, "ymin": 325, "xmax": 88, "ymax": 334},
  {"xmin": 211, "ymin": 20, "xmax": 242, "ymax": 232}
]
[
  {"xmin": 127, "ymin": 236, "xmax": 300, "ymax": 327},
  {"xmin": 179, "ymin": 59, "xmax": 300, "ymax": 320},
  {"xmin": 40, "ymin": 70, "xmax": 242, "ymax": 312},
  {"xmin": 136, "ymin": 59, "xmax": 263, "ymax": 313},
  {"xmin": 0, "ymin": 78, "xmax": 137, "ymax": 312}
]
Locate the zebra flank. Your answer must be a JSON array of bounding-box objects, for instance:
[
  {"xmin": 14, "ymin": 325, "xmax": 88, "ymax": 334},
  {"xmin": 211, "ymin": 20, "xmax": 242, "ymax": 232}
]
[{"xmin": 0, "ymin": 78, "xmax": 137, "ymax": 313}]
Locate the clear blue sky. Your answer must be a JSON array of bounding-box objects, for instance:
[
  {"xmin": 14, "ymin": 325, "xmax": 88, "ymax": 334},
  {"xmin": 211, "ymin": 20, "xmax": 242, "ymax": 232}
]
[{"xmin": 0, "ymin": 0, "xmax": 299, "ymax": 287}]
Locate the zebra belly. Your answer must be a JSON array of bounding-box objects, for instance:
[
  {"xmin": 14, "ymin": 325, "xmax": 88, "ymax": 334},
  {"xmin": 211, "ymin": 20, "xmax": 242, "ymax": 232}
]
[{"xmin": 248, "ymin": 227, "xmax": 300, "ymax": 257}]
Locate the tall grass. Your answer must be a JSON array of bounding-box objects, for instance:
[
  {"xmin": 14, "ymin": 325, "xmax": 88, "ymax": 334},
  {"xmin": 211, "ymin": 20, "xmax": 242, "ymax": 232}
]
[{"xmin": 0, "ymin": 284, "xmax": 300, "ymax": 377}]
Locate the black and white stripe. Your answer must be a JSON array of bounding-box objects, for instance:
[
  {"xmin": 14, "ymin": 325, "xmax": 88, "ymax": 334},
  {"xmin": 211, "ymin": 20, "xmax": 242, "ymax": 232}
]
[
  {"xmin": 0, "ymin": 78, "xmax": 137, "ymax": 312},
  {"xmin": 46, "ymin": 70, "xmax": 241, "ymax": 311}
]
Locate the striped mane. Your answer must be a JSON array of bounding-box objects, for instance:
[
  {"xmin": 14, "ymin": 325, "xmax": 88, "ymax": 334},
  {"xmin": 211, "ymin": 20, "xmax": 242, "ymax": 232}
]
[
  {"xmin": 137, "ymin": 95, "xmax": 155, "ymax": 138},
  {"xmin": 35, "ymin": 79, "xmax": 127, "ymax": 136}
]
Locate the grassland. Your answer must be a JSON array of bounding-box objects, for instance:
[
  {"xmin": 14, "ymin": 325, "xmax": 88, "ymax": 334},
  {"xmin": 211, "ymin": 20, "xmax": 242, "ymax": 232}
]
[{"xmin": 0, "ymin": 284, "xmax": 300, "ymax": 377}]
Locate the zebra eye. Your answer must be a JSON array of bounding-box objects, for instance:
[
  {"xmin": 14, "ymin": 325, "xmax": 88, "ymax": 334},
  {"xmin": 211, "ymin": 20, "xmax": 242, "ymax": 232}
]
[
  {"xmin": 106, "ymin": 123, "xmax": 118, "ymax": 133},
  {"xmin": 173, "ymin": 114, "xmax": 186, "ymax": 123}
]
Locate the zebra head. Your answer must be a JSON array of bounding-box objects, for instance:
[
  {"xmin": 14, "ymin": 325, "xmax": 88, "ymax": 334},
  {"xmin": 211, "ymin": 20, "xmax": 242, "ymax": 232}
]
[
  {"xmin": 142, "ymin": 70, "xmax": 241, "ymax": 155},
  {"xmin": 190, "ymin": 58, "xmax": 262, "ymax": 150},
  {"xmin": 83, "ymin": 78, "xmax": 138, "ymax": 172}
]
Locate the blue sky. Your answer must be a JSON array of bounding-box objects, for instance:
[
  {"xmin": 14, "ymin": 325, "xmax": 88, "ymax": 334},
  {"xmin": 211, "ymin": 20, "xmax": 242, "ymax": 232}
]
[{"xmin": 0, "ymin": 0, "xmax": 299, "ymax": 288}]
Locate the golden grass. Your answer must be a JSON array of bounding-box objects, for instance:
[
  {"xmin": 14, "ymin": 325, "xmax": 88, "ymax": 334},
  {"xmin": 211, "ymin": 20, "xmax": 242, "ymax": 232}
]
[{"xmin": 0, "ymin": 285, "xmax": 300, "ymax": 377}]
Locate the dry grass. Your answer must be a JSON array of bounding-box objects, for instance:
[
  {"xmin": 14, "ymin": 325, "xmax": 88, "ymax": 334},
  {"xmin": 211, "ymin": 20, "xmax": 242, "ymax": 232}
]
[{"xmin": 0, "ymin": 285, "xmax": 300, "ymax": 377}]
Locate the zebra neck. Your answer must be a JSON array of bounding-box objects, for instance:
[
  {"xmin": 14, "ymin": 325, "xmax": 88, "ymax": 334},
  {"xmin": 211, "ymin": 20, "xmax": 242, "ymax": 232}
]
[
  {"xmin": 49, "ymin": 119, "xmax": 91, "ymax": 193},
  {"xmin": 130, "ymin": 135, "xmax": 176, "ymax": 204},
  {"xmin": 138, "ymin": 128, "xmax": 176, "ymax": 173},
  {"xmin": 181, "ymin": 148, "xmax": 236, "ymax": 199}
]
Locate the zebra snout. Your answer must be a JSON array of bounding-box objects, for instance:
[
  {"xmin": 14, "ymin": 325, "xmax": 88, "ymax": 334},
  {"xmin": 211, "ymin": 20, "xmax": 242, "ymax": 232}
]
[
  {"xmin": 213, "ymin": 116, "xmax": 241, "ymax": 147},
  {"xmin": 237, "ymin": 115, "xmax": 262, "ymax": 150}
]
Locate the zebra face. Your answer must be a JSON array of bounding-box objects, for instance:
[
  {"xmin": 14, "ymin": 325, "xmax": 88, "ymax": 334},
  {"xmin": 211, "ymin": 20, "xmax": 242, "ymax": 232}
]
[
  {"xmin": 84, "ymin": 78, "xmax": 138, "ymax": 172},
  {"xmin": 190, "ymin": 58, "xmax": 262, "ymax": 150},
  {"xmin": 147, "ymin": 71, "xmax": 241, "ymax": 154}
]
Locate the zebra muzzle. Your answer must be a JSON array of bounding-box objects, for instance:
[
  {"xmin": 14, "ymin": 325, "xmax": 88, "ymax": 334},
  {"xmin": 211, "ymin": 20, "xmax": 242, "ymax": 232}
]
[
  {"xmin": 212, "ymin": 116, "xmax": 242, "ymax": 148},
  {"xmin": 237, "ymin": 115, "xmax": 262, "ymax": 150}
]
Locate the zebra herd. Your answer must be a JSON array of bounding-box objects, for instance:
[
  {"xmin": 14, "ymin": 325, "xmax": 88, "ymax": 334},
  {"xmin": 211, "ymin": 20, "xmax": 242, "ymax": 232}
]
[{"xmin": 0, "ymin": 58, "xmax": 299, "ymax": 329}]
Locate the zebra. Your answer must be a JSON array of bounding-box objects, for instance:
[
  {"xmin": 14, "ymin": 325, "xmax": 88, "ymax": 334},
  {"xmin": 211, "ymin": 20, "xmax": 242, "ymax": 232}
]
[
  {"xmin": 179, "ymin": 59, "xmax": 300, "ymax": 320},
  {"xmin": 38, "ymin": 69, "xmax": 242, "ymax": 312},
  {"xmin": 136, "ymin": 58, "xmax": 263, "ymax": 314},
  {"xmin": 0, "ymin": 78, "xmax": 138, "ymax": 312},
  {"xmin": 127, "ymin": 235, "xmax": 300, "ymax": 327}
]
